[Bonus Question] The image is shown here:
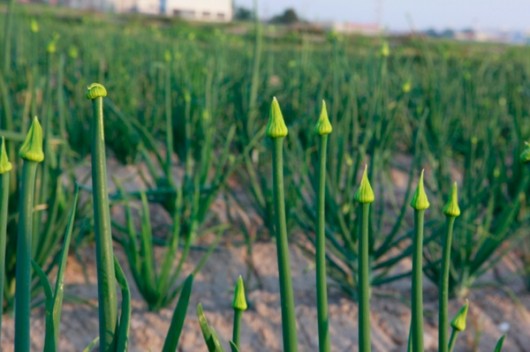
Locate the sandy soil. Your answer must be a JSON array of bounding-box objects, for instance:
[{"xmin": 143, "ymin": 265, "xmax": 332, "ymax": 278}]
[
  {"xmin": 1, "ymin": 158, "xmax": 529, "ymax": 351},
  {"xmin": 1, "ymin": 240, "xmax": 529, "ymax": 352}
]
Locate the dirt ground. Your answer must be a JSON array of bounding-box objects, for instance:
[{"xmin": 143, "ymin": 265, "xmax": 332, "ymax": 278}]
[
  {"xmin": 1, "ymin": 158, "xmax": 530, "ymax": 351},
  {"xmin": 1, "ymin": 240, "xmax": 529, "ymax": 352}
]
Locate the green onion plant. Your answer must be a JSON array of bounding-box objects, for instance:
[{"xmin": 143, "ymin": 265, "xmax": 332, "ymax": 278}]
[
  {"xmin": 438, "ymin": 183, "xmax": 461, "ymax": 352},
  {"xmin": 410, "ymin": 170, "xmax": 430, "ymax": 352},
  {"xmin": 0, "ymin": 137, "xmax": 12, "ymax": 340},
  {"xmin": 86, "ymin": 83, "xmax": 118, "ymax": 350},
  {"xmin": 448, "ymin": 300, "xmax": 469, "ymax": 352},
  {"xmin": 354, "ymin": 165, "xmax": 375, "ymax": 352},
  {"xmin": 267, "ymin": 97, "xmax": 298, "ymax": 352},
  {"xmin": 314, "ymin": 101, "xmax": 332, "ymax": 352},
  {"xmin": 112, "ymin": 188, "xmax": 220, "ymax": 311},
  {"xmin": 15, "ymin": 117, "xmax": 45, "ymax": 352}
]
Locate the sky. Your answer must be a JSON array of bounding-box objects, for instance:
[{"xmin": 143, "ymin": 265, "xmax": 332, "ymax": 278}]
[{"xmin": 234, "ymin": 0, "xmax": 530, "ymax": 32}]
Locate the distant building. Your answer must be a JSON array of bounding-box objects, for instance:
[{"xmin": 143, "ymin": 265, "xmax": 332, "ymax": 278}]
[
  {"xmin": 165, "ymin": 0, "xmax": 232, "ymax": 22},
  {"xmin": 323, "ymin": 22, "xmax": 382, "ymax": 36},
  {"xmin": 62, "ymin": 0, "xmax": 233, "ymax": 21},
  {"xmin": 453, "ymin": 28, "xmax": 530, "ymax": 44}
]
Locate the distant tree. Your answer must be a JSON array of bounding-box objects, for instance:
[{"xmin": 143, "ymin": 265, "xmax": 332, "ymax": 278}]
[
  {"xmin": 270, "ymin": 8, "xmax": 300, "ymax": 25},
  {"xmin": 424, "ymin": 28, "xmax": 439, "ymax": 37},
  {"xmin": 441, "ymin": 29, "xmax": 455, "ymax": 38},
  {"xmin": 235, "ymin": 6, "xmax": 254, "ymax": 21}
]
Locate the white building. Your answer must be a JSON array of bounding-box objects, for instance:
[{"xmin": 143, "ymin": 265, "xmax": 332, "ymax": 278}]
[
  {"xmin": 164, "ymin": 0, "xmax": 233, "ymax": 22},
  {"xmin": 64, "ymin": 0, "xmax": 233, "ymax": 21}
]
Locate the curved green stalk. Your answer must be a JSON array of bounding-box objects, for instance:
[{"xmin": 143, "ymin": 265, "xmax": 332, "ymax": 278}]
[
  {"xmin": 315, "ymin": 101, "xmax": 332, "ymax": 352},
  {"xmin": 267, "ymin": 98, "xmax": 298, "ymax": 352},
  {"xmin": 15, "ymin": 117, "xmax": 44, "ymax": 352},
  {"xmin": 87, "ymin": 83, "xmax": 117, "ymax": 351},
  {"xmin": 0, "ymin": 137, "xmax": 12, "ymax": 341}
]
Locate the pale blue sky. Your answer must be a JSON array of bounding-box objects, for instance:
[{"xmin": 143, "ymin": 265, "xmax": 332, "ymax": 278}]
[{"xmin": 235, "ymin": 0, "xmax": 530, "ymax": 31}]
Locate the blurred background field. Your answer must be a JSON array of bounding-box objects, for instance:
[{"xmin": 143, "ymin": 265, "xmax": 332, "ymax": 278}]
[{"xmin": 1, "ymin": 1, "xmax": 530, "ymax": 351}]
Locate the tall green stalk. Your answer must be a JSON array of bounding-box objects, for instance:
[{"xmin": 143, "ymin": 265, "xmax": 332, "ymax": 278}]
[
  {"xmin": 2, "ymin": 0, "xmax": 16, "ymax": 75},
  {"xmin": 232, "ymin": 275, "xmax": 247, "ymax": 349},
  {"xmin": 0, "ymin": 137, "xmax": 12, "ymax": 341},
  {"xmin": 438, "ymin": 183, "xmax": 460, "ymax": 352},
  {"xmin": 164, "ymin": 63, "xmax": 173, "ymax": 176},
  {"xmin": 314, "ymin": 101, "xmax": 332, "ymax": 352},
  {"xmin": 86, "ymin": 83, "xmax": 118, "ymax": 351},
  {"xmin": 410, "ymin": 170, "xmax": 429, "ymax": 352},
  {"xmin": 267, "ymin": 97, "xmax": 298, "ymax": 352},
  {"xmin": 354, "ymin": 165, "xmax": 375, "ymax": 352},
  {"xmin": 15, "ymin": 117, "xmax": 45, "ymax": 352}
]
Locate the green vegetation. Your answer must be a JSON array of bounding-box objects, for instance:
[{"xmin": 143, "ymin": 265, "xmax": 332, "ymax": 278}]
[{"xmin": 0, "ymin": 3, "xmax": 529, "ymax": 351}]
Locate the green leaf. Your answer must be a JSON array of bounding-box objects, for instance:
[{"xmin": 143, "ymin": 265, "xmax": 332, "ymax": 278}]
[
  {"xmin": 51, "ymin": 187, "xmax": 79, "ymax": 346},
  {"xmin": 31, "ymin": 260, "xmax": 55, "ymax": 352},
  {"xmin": 229, "ymin": 340, "xmax": 240, "ymax": 352},
  {"xmin": 114, "ymin": 257, "xmax": 131, "ymax": 352},
  {"xmin": 197, "ymin": 303, "xmax": 225, "ymax": 352},
  {"xmin": 82, "ymin": 337, "xmax": 100, "ymax": 352},
  {"xmin": 493, "ymin": 335, "xmax": 506, "ymax": 352},
  {"xmin": 161, "ymin": 275, "xmax": 194, "ymax": 352},
  {"xmin": 139, "ymin": 192, "xmax": 157, "ymax": 294}
]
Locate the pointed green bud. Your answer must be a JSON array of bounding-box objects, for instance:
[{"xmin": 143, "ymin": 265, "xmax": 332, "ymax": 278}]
[
  {"xmin": 443, "ymin": 182, "xmax": 461, "ymax": 217},
  {"xmin": 164, "ymin": 49, "xmax": 172, "ymax": 63},
  {"xmin": 354, "ymin": 165, "xmax": 375, "ymax": 204},
  {"xmin": 30, "ymin": 19, "xmax": 39, "ymax": 33},
  {"xmin": 520, "ymin": 141, "xmax": 530, "ymax": 164},
  {"xmin": 19, "ymin": 117, "xmax": 44, "ymax": 162},
  {"xmin": 86, "ymin": 83, "xmax": 107, "ymax": 100},
  {"xmin": 47, "ymin": 40, "xmax": 57, "ymax": 54},
  {"xmin": 381, "ymin": 41, "xmax": 390, "ymax": 57},
  {"xmin": 450, "ymin": 299, "xmax": 469, "ymax": 332},
  {"xmin": 402, "ymin": 80, "xmax": 412, "ymax": 94},
  {"xmin": 314, "ymin": 100, "xmax": 332, "ymax": 135},
  {"xmin": 232, "ymin": 275, "xmax": 248, "ymax": 311},
  {"xmin": 266, "ymin": 97, "xmax": 288, "ymax": 139},
  {"xmin": 0, "ymin": 137, "xmax": 12, "ymax": 174},
  {"xmin": 68, "ymin": 46, "xmax": 79, "ymax": 59},
  {"xmin": 410, "ymin": 170, "xmax": 430, "ymax": 210}
]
